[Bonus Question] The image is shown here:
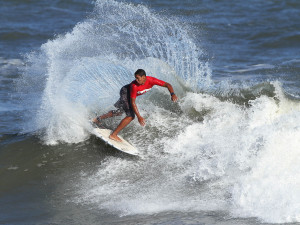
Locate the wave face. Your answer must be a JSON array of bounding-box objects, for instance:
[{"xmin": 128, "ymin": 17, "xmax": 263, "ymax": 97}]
[{"xmin": 18, "ymin": 0, "xmax": 300, "ymax": 223}]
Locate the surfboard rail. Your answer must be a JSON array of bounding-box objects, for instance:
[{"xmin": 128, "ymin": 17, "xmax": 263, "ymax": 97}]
[{"xmin": 92, "ymin": 128, "xmax": 139, "ymax": 156}]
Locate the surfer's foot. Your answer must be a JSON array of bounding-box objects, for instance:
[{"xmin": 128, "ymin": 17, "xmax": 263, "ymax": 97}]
[
  {"xmin": 92, "ymin": 117, "xmax": 103, "ymax": 128},
  {"xmin": 109, "ymin": 134, "xmax": 122, "ymax": 142}
]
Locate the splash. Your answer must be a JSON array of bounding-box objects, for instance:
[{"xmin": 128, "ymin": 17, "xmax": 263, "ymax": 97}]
[{"xmin": 19, "ymin": 0, "xmax": 211, "ymax": 144}]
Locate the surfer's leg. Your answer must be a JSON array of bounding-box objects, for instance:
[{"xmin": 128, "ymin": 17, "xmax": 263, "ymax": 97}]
[
  {"xmin": 92, "ymin": 111, "xmax": 112, "ymax": 125},
  {"xmin": 92, "ymin": 109, "xmax": 123, "ymax": 125},
  {"xmin": 109, "ymin": 87, "xmax": 135, "ymax": 141},
  {"xmin": 93, "ymin": 87, "xmax": 127, "ymax": 125},
  {"xmin": 109, "ymin": 116, "xmax": 134, "ymax": 142},
  {"xmin": 98, "ymin": 110, "xmax": 122, "ymax": 120}
]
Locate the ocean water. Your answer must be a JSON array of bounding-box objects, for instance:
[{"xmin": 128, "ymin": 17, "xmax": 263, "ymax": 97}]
[{"xmin": 1, "ymin": 0, "xmax": 300, "ymax": 224}]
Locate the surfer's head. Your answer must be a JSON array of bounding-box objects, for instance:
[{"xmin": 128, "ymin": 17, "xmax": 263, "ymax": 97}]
[{"xmin": 134, "ymin": 69, "xmax": 147, "ymax": 85}]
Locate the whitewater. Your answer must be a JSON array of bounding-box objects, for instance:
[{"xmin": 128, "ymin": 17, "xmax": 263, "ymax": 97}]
[{"xmin": 2, "ymin": 0, "xmax": 300, "ymax": 224}]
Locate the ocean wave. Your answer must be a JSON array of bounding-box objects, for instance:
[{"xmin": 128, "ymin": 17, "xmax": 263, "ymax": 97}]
[
  {"xmin": 15, "ymin": 0, "xmax": 300, "ymax": 223},
  {"xmin": 74, "ymin": 82, "xmax": 300, "ymax": 223}
]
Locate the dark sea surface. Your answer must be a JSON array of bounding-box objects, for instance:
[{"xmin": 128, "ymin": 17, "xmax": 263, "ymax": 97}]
[{"xmin": 1, "ymin": 0, "xmax": 300, "ymax": 224}]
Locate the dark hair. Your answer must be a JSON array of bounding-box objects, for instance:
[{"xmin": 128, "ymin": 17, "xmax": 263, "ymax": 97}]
[{"xmin": 134, "ymin": 69, "xmax": 146, "ymax": 76}]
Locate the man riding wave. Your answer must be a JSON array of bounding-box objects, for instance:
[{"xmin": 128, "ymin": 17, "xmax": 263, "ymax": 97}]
[{"xmin": 93, "ymin": 69, "xmax": 178, "ymax": 142}]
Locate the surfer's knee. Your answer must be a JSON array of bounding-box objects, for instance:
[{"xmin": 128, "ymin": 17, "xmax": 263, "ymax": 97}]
[
  {"xmin": 129, "ymin": 110, "xmax": 135, "ymax": 119},
  {"xmin": 124, "ymin": 116, "xmax": 134, "ymax": 122},
  {"xmin": 111, "ymin": 109, "xmax": 122, "ymax": 116}
]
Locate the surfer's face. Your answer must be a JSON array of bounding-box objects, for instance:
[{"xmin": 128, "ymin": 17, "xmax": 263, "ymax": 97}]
[{"xmin": 135, "ymin": 75, "xmax": 146, "ymax": 85}]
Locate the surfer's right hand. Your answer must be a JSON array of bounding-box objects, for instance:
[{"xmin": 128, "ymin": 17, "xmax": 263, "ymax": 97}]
[{"xmin": 138, "ymin": 116, "xmax": 145, "ymax": 126}]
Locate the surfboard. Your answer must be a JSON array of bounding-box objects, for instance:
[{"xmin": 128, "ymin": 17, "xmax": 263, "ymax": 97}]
[{"xmin": 92, "ymin": 128, "xmax": 139, "ymax": 156}]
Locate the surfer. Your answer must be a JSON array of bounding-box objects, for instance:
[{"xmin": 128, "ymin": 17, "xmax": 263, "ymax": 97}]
[{"xmin": 93, "ymin": 69, "xmax": 178, "ymax": 142}]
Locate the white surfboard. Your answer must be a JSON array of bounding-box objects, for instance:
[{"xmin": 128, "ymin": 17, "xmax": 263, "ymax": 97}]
[{"xmin": 92, "ymin": 128, "xmax": 139, "ymax": 156}]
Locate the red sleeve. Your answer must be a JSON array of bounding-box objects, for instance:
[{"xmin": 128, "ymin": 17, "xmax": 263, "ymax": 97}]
[
  {"xmin": 149, "ymin": 76, "xmax": 166, "ymax": 87},
  {"xmin": 130, "ymin": 83, "xmax": 137, "ymax": 98}
]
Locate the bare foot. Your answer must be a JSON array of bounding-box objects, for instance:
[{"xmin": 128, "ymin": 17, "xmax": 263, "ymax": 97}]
[
  {"xmin": 92, "ymin": 118, "xmax": 102, "ymax": 128},
  {"xmin": 109, "ymin": 134, "xmax": 122, "ymax": 142}
]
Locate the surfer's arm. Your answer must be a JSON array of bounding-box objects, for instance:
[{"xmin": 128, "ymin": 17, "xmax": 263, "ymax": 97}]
[
  {"xmin": 131, "ymin": 97, "xmax": 145, "ymax": 126},
  {"xmin": 163, "ymin": 82, "xmax": 178, "ymax": 102}
]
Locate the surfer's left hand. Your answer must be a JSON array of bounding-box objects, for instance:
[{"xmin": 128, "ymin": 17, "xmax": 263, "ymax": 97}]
[{"xmin": 171, "ymin": 94, "xmax": 178, "ymax": 102}]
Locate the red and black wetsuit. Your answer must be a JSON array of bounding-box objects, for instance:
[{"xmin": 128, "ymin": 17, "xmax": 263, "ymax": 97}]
[{"xmin": 113, "ymin": 76, "xmax": 165, "ymax": 118}]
